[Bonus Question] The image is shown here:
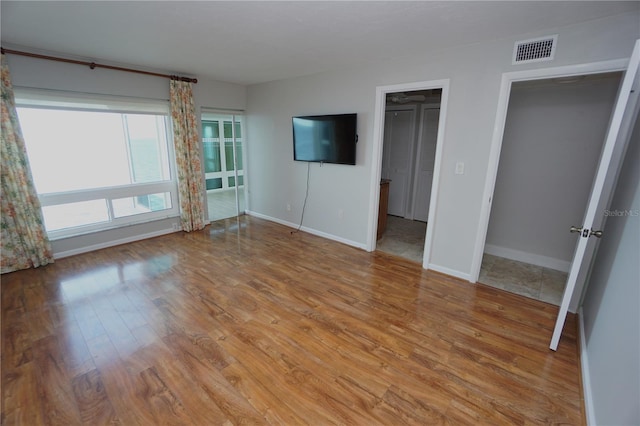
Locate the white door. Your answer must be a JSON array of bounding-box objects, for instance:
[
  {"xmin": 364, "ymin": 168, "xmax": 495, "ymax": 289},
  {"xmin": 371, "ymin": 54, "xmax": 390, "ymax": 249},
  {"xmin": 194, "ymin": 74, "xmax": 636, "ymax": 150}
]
[
  {"xmin": 412, "ymin": 107, "xmax": 440, "ymax": 222},
  {"xmin": 550, "ymin": 40, "xmax": 640, "ymax": 350},
  {"xmin": 382, "ymin": 108, "xmax": 417, "ymax": 217}
]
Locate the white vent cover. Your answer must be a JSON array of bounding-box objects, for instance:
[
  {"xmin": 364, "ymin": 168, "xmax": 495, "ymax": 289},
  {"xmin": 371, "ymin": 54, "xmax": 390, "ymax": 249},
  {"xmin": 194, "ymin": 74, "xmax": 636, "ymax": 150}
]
[{"xmin": 513, "ymin": 35, "xmax": 557, "ymax": 65}]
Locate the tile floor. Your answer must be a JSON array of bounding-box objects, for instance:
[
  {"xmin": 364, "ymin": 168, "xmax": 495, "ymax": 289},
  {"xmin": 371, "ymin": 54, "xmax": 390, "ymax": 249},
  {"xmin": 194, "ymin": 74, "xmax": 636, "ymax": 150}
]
[
  {"xmin": 376, "ymin": 215, "xmax": 567, "ymax": 306},
  {"xmin": 207, "ymin": 187, "xmax": 246, "ymax": 222},
  {"xmin": 376, "ymin": 215, "xmax": 426, "ymax": 263},
  {"xmin": 479, "ymin": 254, "xmax": 567, "ymax": 306}
]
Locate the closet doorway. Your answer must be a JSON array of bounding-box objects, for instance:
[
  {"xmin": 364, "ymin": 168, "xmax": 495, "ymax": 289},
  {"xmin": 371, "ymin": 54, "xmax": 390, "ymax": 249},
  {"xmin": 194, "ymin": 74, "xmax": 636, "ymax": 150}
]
[
  {"xmin": 376, "ymin": 89, "xmax": 442, "ymax": 263},
  {"xmin": 478, "ymin": 72, "xmax": 623, "ymax": 305},
  {"xmin": 200, "ymin": 110, "xmax": 247, "ymax": 222}
]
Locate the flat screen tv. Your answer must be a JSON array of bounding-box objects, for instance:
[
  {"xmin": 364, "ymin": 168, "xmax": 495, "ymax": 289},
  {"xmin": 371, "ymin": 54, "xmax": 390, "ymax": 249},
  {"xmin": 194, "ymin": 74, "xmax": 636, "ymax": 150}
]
[{"xmin": 292, "ymin": 113, "xmax": 357, "ymax": 165}]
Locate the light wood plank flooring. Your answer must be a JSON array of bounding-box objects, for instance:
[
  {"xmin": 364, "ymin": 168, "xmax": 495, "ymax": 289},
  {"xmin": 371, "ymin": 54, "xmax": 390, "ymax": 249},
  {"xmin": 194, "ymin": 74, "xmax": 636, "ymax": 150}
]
[{"xmin": 1, "ymin": 216, "xmax": 584, "ymax": 425}]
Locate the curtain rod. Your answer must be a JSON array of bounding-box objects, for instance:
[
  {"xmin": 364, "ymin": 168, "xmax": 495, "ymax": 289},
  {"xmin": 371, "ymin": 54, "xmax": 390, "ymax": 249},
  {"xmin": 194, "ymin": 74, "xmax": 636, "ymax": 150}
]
[{"xmin": 1, "ymin": 47, "xmax": 198, "ymax": 84}]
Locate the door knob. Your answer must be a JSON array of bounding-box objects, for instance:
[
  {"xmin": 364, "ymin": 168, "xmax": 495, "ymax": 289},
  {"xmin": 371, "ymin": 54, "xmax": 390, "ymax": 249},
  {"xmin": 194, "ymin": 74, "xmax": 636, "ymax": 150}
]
[
  {"xmin": 569, "ymin": 226, "xmax": 583, "ymax": 234},
  {"xmin": 589, "ymin": 229, "xmax": 603, "ymax": 238}
]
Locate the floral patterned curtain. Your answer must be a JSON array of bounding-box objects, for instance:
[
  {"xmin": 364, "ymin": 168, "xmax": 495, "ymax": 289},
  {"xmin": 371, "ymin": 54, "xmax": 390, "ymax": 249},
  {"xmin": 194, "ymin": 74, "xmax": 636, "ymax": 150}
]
[
  {"xmin": 1, "ymin": 54, "xmax": 54, "ymax": 274},
  {"xmin": 169, "ymin": 79, "xmax": 206, "ymax": 232}
]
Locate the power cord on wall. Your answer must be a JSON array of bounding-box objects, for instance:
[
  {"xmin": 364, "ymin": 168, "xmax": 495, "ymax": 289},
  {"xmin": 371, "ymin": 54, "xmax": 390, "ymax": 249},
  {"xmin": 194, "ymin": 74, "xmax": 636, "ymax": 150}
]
[{"xmin": 291, "ymin": 161, "xmax": 312, "ymax": 234}]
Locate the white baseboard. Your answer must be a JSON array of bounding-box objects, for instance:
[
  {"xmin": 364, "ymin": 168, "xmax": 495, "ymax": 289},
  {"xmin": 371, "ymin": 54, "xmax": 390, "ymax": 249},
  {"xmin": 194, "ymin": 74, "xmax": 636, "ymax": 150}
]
[
  {"xmin": 578, "ymin": 308, "xmax": 596, "ymax": 426},
  {"xmin": 53, "ymin": 227, "xmax": 179, "ymax": 259},
  {"xmin": 246, "ymin": 210, "xmax": 367, "ymax": 250},
  {"xmin": 247, "ymin": 211, "xmax": 474, "ymax": 279},
  {"xmin": 427, "ymin": 264, "xmax": 472, "ymax": 282},
  {"xmin": 484, "ymin": 244, "xmax": 570, "ymax": 272}
]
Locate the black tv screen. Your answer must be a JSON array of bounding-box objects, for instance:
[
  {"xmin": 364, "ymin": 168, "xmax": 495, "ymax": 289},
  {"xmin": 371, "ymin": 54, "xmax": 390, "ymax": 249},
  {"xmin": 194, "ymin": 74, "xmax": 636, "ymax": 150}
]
[{"xmin": 292, "ymin": 113, "xmax": 357, "ymax": 165}]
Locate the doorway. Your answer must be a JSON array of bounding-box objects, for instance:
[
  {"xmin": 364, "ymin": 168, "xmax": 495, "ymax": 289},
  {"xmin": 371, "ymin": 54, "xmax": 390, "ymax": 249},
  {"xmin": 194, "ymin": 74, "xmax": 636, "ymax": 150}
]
[
  {"xmin": 478, "ymin": 72, "xmax": 623, "ymax": 305},
  {"xmin": 377, "ymin": 90, "xmax": 442, "ymax": 263},
  {"xmin": 200, "ymin": 110, "xmax": 246, "ymax": 222},
  {"xmin": 367, "ymin": 79, "xmax": 449, "ymax": 270},
  {"xmin": 471, "ymin": 45, "xmax": 639, "ymax": 350}
]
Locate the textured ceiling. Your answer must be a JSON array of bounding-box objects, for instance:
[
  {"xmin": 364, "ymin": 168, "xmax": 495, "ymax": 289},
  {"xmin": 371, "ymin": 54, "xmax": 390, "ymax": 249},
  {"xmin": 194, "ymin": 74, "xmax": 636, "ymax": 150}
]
[{"xmin": 1, "ymin": 1, "xmax": 638, "ymax": 85}]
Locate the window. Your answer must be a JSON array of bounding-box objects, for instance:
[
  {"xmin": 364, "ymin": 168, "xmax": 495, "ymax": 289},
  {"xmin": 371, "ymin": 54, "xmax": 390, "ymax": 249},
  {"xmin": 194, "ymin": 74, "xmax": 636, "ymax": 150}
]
[{"xmin": 16, "ymin": 89, "xmax": 179, "ymax": 239}]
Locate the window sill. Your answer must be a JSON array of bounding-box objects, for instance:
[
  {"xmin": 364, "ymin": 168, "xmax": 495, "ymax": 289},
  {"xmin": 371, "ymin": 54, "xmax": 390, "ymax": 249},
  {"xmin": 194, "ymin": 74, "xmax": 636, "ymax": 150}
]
[{"xmin": 47, "ymin": 213, "xmax": 181, "ymax": 241}]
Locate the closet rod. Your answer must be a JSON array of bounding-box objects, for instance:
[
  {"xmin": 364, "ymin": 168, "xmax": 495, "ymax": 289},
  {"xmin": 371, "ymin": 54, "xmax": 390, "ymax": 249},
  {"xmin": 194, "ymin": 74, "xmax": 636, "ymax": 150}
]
[{"xmin": 1, "ymin": 47, "xmax": 198, "ymax": 84}]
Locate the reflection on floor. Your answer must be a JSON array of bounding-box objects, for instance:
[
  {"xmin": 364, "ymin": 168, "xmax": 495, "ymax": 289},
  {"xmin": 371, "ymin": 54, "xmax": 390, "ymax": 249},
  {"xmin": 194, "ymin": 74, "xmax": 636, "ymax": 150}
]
[
  {"xmin": 376, "ymin": 215, "xmax": 426, "ymax": 263},
  {"xmin": 207, "ymin": 187, "xmax": 246, "ymax": 222},
  {"xmin": 479, "ymin": 254, "xmax": 567, "ymax": 306}
]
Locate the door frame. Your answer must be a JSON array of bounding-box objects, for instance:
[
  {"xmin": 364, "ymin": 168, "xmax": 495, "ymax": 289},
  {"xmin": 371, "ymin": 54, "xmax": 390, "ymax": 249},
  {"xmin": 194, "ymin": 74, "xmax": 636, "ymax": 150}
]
[
  {"xmin": 200, "ymin": 107, "xmax": 248, "ymax": 222},
  {"xmin": 367, "ymin": 79, "xmax": 450, "ymax": 272},
  {"xmin": 470, "ymin": 58, "xmax": 629, "ymax": 284}
]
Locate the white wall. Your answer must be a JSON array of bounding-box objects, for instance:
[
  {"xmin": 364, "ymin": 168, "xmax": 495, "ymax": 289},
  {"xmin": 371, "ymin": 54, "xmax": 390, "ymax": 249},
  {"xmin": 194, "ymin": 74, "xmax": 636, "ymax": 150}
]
[
  {"xmin": 580, "ymin": 114, "xmax": 639, "ymax": 425},
  {"xmin": 246, "ymin": 75, "xmax": 372, "ymax": 247},
  {"xmin": 246, "ymin": 12, "xmax": 640, "ymax": 277},
  {"xmin": 4, "ymin": 50, "xmax": 246, "ymax": 257},
  {"xmin": 485, "ymin": 74, "xmax": 621, "ymax": 271}
]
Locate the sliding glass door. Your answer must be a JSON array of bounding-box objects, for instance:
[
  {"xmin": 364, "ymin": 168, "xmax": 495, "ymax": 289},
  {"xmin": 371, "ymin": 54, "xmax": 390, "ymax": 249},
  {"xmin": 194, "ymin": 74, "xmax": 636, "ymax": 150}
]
[{"xmin": 201, "ymin": 111, "xmax": 245, "ymax": 222}]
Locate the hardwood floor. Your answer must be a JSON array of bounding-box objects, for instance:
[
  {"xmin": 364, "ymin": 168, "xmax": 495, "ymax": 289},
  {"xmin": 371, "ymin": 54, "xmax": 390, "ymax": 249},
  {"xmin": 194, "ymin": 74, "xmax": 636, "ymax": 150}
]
[{"xmin": 1, "ymin": 216, "xmax": 584, "ymax": 425}]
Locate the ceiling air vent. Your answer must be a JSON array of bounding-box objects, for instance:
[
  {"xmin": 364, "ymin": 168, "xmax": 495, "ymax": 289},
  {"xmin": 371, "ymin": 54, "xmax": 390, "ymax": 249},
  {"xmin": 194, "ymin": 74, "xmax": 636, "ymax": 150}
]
[{"xmin": 513, "ymin": 35, "xmax": 557, "ymax": 65}]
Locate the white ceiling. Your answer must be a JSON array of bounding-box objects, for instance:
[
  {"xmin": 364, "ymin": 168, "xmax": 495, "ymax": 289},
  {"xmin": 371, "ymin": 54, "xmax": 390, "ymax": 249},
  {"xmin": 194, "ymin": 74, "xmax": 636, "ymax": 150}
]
[{"xmin": 1, "ymin": 1, "xmax": 638, "ymax": 85}]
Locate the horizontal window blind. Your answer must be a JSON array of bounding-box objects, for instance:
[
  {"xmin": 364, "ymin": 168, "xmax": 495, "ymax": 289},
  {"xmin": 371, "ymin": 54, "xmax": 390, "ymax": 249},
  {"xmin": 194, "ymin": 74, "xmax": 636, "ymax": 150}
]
[{"xmin": 15, "ymin": 87, "xmax": 169, "ymax": 114}]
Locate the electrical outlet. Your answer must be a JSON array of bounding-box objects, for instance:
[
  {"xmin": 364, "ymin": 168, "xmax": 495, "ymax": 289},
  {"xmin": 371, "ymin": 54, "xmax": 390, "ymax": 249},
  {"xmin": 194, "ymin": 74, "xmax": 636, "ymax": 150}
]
[
  {"xmin": 455, "ymin": 161, "xmax": 465, "ymax": 175},
  {"xmin": 338, "ymin": 209, "xmax": 344, "ymax": 219},
  {"xmin": 286, "ymin": 203, "xmax": 291, "ymax": 212},
  {"xmin": 172, "ymin": 223, "xmax": 179, "ymax": 231}
]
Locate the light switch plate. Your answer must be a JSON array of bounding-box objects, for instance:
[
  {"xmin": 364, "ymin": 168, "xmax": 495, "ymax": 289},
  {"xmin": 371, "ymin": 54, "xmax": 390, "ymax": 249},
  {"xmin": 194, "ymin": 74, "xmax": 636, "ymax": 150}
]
[{"xmin": 455, "ymin": 162, "xmax": 465, "ymax": 175}]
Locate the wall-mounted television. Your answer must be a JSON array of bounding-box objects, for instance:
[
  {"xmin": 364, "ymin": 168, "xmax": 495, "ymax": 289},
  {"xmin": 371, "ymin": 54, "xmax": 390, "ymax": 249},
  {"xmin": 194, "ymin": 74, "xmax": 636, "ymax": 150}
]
[{"xmin": 292, "ymin": 113, "xmax": 357, "ymax": 165}]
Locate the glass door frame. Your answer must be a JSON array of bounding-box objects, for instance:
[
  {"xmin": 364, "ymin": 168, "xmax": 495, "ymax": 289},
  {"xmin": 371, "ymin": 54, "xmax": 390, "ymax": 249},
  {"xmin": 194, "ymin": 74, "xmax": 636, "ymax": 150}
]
[{"xmin": 200, "ymin": 108, "xmax": 247, "ymax": 221}]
